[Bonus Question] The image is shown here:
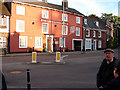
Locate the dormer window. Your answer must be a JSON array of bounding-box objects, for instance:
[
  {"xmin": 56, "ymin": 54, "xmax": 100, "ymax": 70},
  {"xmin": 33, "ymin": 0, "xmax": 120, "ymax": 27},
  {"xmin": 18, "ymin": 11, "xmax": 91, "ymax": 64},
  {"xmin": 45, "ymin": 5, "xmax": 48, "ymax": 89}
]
[
  {"xmin": 86, "ymin": 29, "xmax": 90, "ymax": 37},
  {"xmin": 84, "ymin": 19, "xmax": 87, "ymax": 24},
  {"xmin": 0, "ymin": 15, "xmax": 7, "ymax": 28},
  {"xmin": 96, "ymin": 21, "xmax": 99, "ymax": 27}
]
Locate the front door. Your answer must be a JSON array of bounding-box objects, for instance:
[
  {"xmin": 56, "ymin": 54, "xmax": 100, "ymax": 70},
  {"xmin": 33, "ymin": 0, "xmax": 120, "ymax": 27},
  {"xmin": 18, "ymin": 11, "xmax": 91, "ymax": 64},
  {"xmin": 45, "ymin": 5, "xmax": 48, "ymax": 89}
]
[
  {"xmin": 93, "ymin": 40, "xmax": 97, "ymax": 50},
  {"xmin": 74, "ymin": 40, "xmax": 81, "ymax": 51},
  {"xmin": 47, "ymin": 37, "xmax": 51, "ymax": 52}
]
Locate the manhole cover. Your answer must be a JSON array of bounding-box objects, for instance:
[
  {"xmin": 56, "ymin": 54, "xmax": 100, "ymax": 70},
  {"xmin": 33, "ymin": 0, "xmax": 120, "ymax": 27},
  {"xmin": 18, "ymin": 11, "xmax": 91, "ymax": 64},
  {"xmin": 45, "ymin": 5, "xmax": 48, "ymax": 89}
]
[{"xmin": 10, "ymin": 71, "xmax": 22, "ymax": 74}]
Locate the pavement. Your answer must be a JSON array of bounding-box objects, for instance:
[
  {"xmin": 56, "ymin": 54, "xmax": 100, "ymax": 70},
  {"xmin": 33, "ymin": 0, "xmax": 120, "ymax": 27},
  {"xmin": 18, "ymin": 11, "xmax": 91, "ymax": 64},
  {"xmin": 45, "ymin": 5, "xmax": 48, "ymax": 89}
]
[{"xmin": 0, "ymin": 50, "xmax": 105, "ymax": 57}]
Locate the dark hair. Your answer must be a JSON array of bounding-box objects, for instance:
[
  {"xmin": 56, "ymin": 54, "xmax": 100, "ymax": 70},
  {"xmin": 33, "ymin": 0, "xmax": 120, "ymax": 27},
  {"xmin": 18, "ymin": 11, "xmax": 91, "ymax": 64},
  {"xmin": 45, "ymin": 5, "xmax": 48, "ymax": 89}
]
[{"xmin": 115, "ymin": 60, "xmax": 120, "ymax": 75}]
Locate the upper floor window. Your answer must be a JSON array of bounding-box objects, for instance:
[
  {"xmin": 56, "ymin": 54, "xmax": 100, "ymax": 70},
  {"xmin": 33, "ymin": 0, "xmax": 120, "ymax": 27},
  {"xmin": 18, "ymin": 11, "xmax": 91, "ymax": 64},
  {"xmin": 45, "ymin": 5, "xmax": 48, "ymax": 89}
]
[
  {"xmin": 42, "ymin": 10, "xmax": 49, "ymax": 19},
  {"xmin": 16, "ymin": 5, "xmax": 25, "ymax": 15},
  {"xmin": 16, "ymin": 20, "xmax": 25, "ymax": 32},
  {"xmin": 93, "ymin": 31, "xmax": 96, "ymax": 37},
  {"xmin": 62, "ymin": 14, "xmax": 68, "ymax": 21},
  {"xmin": 0, "ymin": 16, "xmax": 7, "ymax": 28},
  {"xmin": 86, "ymin": 29, "xmax": 90, "ymax": 37},
  {"xmin": 98, "ymin": 31, "xmax": 101, "ymax": 38},
  {"xmin": 76, "ymin": 27, "xmax": 80, "ymax": 36},
  {"xmin": 19, "ymin": 36, "xmax": 27, "ymax": 48},
  {"xmin": 76, "ymin": 17, "xmax": 80, "ymax": 24},
  {"xmin": 62, "ymin": 25, "xmax": 68, "ymax": 35},
  {"xmin": 84, "ymin": 19, "xmax": 87, "ymax": 24},
  {"xmin": 35, "ymin": 37, "xmax": 42, "ymax": 48},
  {"xmin": 71, "ymin": 26, "xmax": 75, "ymax": 33},
  {"xmin": 0, "ymin": 37, "xmax": 7, "ymax": 48},
  {"xmin": 42, "ymin": 23, "xmax": 49, "ymax": 34},
  {"xmin": 96, "ymin": 21, "xmax": 99, "ymax": 27}
]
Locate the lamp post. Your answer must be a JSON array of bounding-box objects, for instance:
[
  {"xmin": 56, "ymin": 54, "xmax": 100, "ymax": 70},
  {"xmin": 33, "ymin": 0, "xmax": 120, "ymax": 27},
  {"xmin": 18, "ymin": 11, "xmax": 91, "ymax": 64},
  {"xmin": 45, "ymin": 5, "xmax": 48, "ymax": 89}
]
[{"xmin": 62, "ymin": 0, "xmax": 65, "ymax": 52}]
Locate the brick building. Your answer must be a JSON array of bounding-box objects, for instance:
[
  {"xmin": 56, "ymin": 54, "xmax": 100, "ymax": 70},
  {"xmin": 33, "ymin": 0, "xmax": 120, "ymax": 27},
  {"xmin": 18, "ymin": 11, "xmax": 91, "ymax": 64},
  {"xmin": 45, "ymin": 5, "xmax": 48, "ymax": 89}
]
[{"xmin": 4, "ymin": 0, "xmax": 84, "ymax": 52}]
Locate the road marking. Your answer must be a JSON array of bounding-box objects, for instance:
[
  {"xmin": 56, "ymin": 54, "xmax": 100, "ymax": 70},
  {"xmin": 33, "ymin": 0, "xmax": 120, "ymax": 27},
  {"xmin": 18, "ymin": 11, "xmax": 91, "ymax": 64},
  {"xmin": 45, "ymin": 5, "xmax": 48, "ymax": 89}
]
[{"xmin": 61, "ymin": 55, "xmax": 68, "ymax": 59}]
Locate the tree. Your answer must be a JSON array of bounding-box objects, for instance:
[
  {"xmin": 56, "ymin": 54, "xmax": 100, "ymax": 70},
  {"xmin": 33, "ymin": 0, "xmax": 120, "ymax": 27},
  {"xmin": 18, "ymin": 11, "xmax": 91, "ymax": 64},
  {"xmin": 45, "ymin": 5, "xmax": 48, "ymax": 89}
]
[{"xmin": 101, "ymin": 13, "xmax": 120, "ymax": 47}]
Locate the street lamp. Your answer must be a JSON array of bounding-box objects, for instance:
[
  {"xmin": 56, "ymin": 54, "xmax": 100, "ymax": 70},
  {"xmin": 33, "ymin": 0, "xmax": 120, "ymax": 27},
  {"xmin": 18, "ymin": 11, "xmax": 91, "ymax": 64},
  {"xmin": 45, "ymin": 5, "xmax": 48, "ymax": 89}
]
[
  {"xmin": 62, "ymin": 0, "xmax": 65, "ymax": 52},
  {"xmin": 62, "ymin": 0, "xmax": 68, "ymax": 52}
]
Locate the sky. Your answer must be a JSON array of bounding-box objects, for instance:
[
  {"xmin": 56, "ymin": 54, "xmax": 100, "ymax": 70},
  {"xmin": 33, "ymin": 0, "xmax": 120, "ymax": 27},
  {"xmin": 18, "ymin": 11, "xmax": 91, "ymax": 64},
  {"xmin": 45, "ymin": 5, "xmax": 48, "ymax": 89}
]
[{"xmin": 47, "ymin": 0, "xmax": 119, "ymax": 17}]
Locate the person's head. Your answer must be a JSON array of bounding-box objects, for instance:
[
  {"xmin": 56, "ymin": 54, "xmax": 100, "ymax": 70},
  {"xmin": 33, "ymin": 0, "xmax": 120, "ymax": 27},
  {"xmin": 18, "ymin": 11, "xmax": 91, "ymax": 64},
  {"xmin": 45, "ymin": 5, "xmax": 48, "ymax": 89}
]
[
  {"xmin": 114, "ymin": 60, "xmax": 120, "ymax": 78},
  {"xmin": 104, "ymin": 48, "xmax": 114, "ymax": 62}
]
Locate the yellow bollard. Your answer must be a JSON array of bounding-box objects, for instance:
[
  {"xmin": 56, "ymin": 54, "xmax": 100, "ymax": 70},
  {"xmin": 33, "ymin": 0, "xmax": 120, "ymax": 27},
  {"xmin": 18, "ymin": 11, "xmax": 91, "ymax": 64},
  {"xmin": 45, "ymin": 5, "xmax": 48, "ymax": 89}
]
[
  {"xmin": 56, "ymin": 52, "xmax": 61, "ymax": 62},
  {"xmin": 32, "ymin": 52, "xmax": 37, "ymax": 63}
]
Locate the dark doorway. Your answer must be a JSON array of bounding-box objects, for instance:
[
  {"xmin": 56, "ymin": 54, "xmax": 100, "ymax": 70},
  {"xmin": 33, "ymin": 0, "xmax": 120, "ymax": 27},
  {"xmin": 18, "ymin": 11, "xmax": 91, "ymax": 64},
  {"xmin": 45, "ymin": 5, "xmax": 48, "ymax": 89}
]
[{"xmin": 74, "ymin": 40, "xmax": 81, "ymax": 51}]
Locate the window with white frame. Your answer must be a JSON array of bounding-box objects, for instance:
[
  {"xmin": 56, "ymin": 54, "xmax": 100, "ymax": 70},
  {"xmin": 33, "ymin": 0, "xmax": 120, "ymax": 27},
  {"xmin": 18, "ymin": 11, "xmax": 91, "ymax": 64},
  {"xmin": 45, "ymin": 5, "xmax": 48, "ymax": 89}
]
[
  {"xmin": 76, "ymin": 27, "xmax": 80, "ymax": 36},
  {"xmin": 35, "ymin": 37, "xmax": 42, "ymax": 48},
  {"xmin": 0, "ymin": 16, "xmax": 7, "ymax": 28},
  {"xmin": 71, "ymin": 26, "xmax": 75, "ymax": 33},
  {"xmin": 76, "ymin": 17, "xmax": 80, "ymax": 24},
  {"xmin": 93, "ymin": 31, "xmax": 96, "ymax": 37},
  {"xmin": 98, "ymin": 40, "xmax": 102, "ymax": 48},
  {"xmin": 42, "ymin": 23, "xmax": 49, "ymax": 34},
  {"xmin": 0, "ymin": 37, "xmax": 7, "ymax": 48},
  {"xmin": 62, "ymin": 25, "xmax": 68, "ymax": 35},
  {"xmin": 16, "ymin": 20, "xmax": 25, "ymax": 32},
  {"xmin": 59, "ymin": 38, "xmax": 65, "ymax": 48},
  {"xmin": 96, "ymin": 21, "xmax": 99, "ymax": 27},
  {"xmin": 86, "ymin": 29, "xmax": 90, "ymax": 37},
  {"xmin": 62, "ymin": 14, "xmax": 68, "ymax": 21},
  {"xmin": 98, "ymin": 31, "xmax": 101, "ymax": 38},
  {"xmin": 19, "ymin": 36, "xmax": 27, "ymax": 48},
  {"xmin": 85, "ymin": 39, "xmax": 92, "ymax": 49},
  {"xmin": 16, "ymin": 5, "xmax": 25, "ymax": 15},
  {"xmin": 84, "ymin": 19, "xmax": 87, "ymax": 24},
  {"xmin": 42, "ymin": 10, "xmax": 49, "ymax": 19}
]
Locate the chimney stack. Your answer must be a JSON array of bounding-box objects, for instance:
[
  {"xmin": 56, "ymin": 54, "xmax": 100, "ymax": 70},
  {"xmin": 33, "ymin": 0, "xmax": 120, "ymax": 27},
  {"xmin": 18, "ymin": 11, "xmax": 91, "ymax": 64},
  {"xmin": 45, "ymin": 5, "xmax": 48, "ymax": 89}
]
[{"xmin": 62, "ymin": 0, "xmax": 68, "ymax": 9}]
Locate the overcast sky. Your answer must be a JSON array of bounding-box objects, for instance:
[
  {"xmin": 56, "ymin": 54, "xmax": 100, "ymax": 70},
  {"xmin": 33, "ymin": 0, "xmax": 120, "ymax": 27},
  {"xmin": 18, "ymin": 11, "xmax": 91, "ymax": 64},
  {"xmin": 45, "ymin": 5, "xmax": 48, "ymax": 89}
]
[{"xmin": 47, "ymin": 0, "xmax": 119, "ymax": 17}]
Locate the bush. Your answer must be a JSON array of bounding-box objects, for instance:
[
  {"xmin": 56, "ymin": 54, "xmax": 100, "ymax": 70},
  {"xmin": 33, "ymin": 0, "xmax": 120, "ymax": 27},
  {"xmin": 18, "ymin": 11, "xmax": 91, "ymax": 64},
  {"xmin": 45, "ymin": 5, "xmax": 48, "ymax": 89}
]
[{"xmin": 111, "ymin": 37, "xmax": 118, "ymax": 49}]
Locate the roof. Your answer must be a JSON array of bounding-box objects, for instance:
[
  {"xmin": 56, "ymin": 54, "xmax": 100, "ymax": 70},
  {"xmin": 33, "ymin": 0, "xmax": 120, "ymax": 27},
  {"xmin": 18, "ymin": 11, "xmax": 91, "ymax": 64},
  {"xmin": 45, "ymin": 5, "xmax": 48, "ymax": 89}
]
[
  {"xmin": 10, "ymin": 0, "xmax": 84, "ymax": 16},
  {"xmin": 2, "ymin": 3, "xmax": 10, "ymax": 16},
  {"xmin": 83, "ymin": 16, "xmax": 107, "ymax": 30}
]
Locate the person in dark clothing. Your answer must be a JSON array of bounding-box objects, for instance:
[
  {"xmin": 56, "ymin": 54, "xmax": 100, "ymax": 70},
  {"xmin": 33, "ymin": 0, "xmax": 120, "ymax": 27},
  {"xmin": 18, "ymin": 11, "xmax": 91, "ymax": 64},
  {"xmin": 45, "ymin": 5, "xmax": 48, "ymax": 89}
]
[
  {"xmin": 96, "ymin": 48, "xmax": 117, "ymax": 89},
  {"xmin": 102, "ymin": 60, "xmax": 120, "ymax": 88},
  {"xmin": 2, "ymin": 73, "xmax": 7, "ymax": 90},
  {"xmin": 0, "ymin": 72, "xmax": 7, "ymax": 90}
]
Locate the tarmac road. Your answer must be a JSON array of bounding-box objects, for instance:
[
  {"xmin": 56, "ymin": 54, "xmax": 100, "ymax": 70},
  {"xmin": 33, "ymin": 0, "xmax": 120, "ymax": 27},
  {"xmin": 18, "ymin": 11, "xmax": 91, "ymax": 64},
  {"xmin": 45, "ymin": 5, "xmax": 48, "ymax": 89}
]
[{"xmin": 1, "ymin": 49, "xmax": 119, "ymax": 89}]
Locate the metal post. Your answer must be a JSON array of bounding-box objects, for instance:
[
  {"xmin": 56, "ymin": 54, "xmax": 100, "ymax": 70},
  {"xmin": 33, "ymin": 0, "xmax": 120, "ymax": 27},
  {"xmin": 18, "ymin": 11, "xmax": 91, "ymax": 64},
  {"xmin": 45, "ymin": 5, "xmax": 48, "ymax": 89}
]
[
  {"xmin": 26, "ymin": 69, "xmax": 31, "ymax": 90},
  {"xmin": 4, "ymin": 48, "xmax": 6, "ymax": 56},
  {"xmin": 60, "ymin": 47, "xmax": 61, "ymax": 52},
  {"xmin": 32, "ymin": 47, "xmax": 34, "ymax": 52}
]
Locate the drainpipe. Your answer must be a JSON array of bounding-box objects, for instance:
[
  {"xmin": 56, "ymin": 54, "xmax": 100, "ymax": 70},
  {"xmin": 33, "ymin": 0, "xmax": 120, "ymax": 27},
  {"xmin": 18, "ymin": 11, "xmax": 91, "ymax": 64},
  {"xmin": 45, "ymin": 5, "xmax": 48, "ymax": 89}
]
[
  {"xmin": 8, "ymin": 16, "xmax": 10, "ymax": 53},
  {"xmin": 82, "ymin": 27, "xmax": 85, "ymax": 53}
]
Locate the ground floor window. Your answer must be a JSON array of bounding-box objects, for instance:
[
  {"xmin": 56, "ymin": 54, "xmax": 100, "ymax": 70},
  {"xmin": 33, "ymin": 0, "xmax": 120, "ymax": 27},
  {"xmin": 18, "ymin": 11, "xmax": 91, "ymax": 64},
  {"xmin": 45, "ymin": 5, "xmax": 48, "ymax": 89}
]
[
  {"xmin": 59, "ymin": 38, "xmax": 65, "ymax": 48},
  {"xmin": 85, "ymin": 39, "xmax": 91, "ymax": 49},
  {"xmin": 35, "ymin": 37, "xmax": 42, "ymax": 48},
  {"xmin": 0, "ymin": 37, "xmax": 7, "ymax": 48},
  {"xmin": 98, "ymin": 40, "xmax": 102, "ymax": 48},
  {"xmin": 19, "ymin": 36, "xmax": 27, "ymax": 48}
]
